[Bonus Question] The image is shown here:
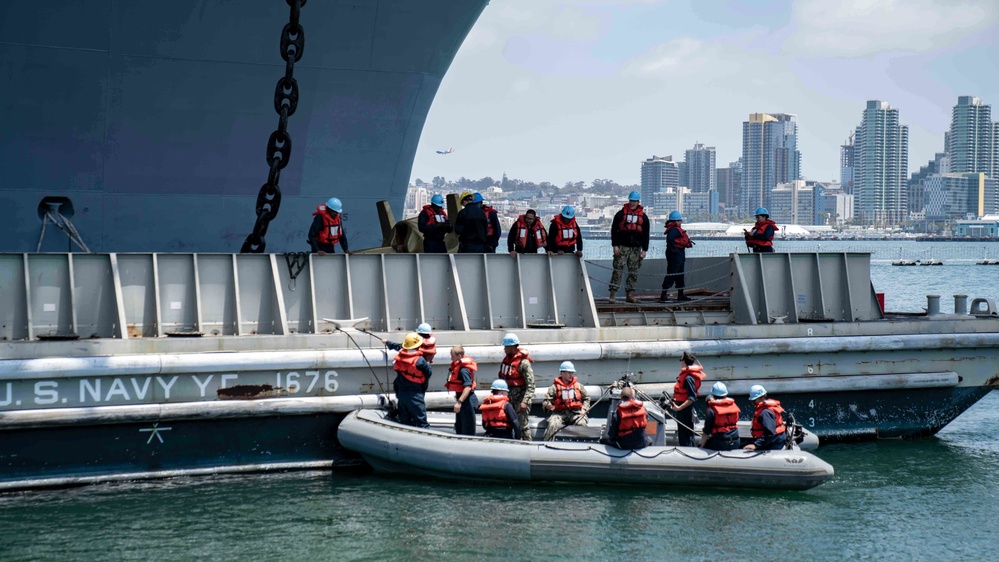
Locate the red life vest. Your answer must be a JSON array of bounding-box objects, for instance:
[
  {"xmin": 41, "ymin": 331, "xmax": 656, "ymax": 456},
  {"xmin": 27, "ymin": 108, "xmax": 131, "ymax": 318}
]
[
  {"xmin": 313, "ymin": 205, "xmax": 342, "ymax": 246},
  {"xmin": 482, "ymin": 205, "xmax": 498, "ymax": 238},
  {"xmin": 420, "ymin": 335, "xmax": 437, "ymax": 364},
  {"xmin": 481, "ymin": 394, "xmax": 511, "ymax": 430},
  {"xmin": 551, "ymin": 215, "xmax": 579, "ymax": 248},
  {"xmin": 673, "ymin": 365, "xmax": 705, "ymax": 403},
  {"xmin": 552, "ymin": 375, "xmax": 583, "ymax": 411},
  {"xmin": 513, "ymin": 215, "xmax": 547, "ymax": 250},
  {"xmin": 751, "ymin": 399, "xmax": 786, "ymax": 437},
  {"xmin": 666, "ymin": 223, "xmax": 693, "ymax": 249},
  {"xmin": 499, "ymin": 349, "xmax": 530, "ymax": 387},
  {"xmin": 708, "ymin": 397, "xmax": 740, "ymax": 434},
  {"xmin": 445, "ymin": 356, "xmax": 477, "ymax": 393},
  {"xmin": 747, "ymin": 219, "xmax": 777, "ymax": 249},
  {"xmin": 420, "ymin": 205, "xmax": 448, "ymax": 227},
  {"xmin": 616, "ymin": 400, "xmax": 648, "ymax": 436},
  {"xmin": 618, "ymin": 204, "xmax": 645, "ymax": 232},
  {"xmin": 393, "ymin": 349, "xmax": 426, "ymax": 385}
]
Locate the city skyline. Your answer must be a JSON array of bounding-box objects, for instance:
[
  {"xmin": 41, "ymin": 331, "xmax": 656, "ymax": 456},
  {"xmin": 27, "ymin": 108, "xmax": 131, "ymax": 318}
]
[{"xmin": 410, "ymin": 0, "xmax": 999, "ymax": 187}]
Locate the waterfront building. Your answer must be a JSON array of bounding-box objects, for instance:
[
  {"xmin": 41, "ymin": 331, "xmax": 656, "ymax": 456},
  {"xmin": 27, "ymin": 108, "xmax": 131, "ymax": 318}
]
[
  {"xmin": 740, "ymin": 113, "xmax": 800, "ymax": 215},
  {"xmin": 770, "ymin": 180, "xmax": 814, "ymax": 225},
  {"xmin": 641, "ymin": 155, "xmax": 680, "ymax": 213},
  {"xmin": 404, "ymin": 185, "xmax": 430, "ymax": 215},
  {"xmin": 682, "ymin": 189, "xmax": 719, "ymax": 220},
  {"xmin": 652, "ymin": 187, "xmax": 681, "ymax": 216},
  {"xmin": 820, "ymin": 188, "xmax": 854, "ymax": 225},
  {"xmin": 955, "ymin": 215, "xmax": 999, "ymax": 237},
  {"xmin": 685, "ymin": 143, "xmax": 716, "ymax": 193},
  {"xmin": 853, "ymin": 100, "xmax": 909, "ymax": 226},
  {"xmin": 841, "ymin": 133, "xmax": 856, "ymax": 195},
  {"xmin": 923, "ymin": 173, "xmax": 998, "ymax": 220},
  {"xmin": 908, "ymin": 153, "xmax": 950, "ymax": 220},
  {"xmin": 716, "ymin": 159, "xmax": 743, "ymax": 217},
  {"xmin": 946, "ymin": 96, "xmax": 994, "ymax": 177}
]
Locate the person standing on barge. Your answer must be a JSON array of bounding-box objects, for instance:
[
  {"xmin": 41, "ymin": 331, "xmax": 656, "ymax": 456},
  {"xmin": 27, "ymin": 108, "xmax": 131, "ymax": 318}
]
[
  {"xmin": 417, "ymin": 193, "xmax": 451, "ymax": 254},
  {"xmin": 308, "ymin": 197, "xmax": 350, "ymax": 255},
  {"xmin": 507, "ymin": 209, "xmax": 547, "ymax": 255},
  {"xmin": 660, "ymin": 210, "xmax": 693, "ymax": 302},
  {"xmin": 547, "ymin": 206, "xmax": 583, "ymax": 257},
  {"xmin": 744, "ymin": 207, "xmax": 777, "ymax": 253},
  {"xmin": 608, "ymin": 191, "xmax": 650, "ymax": 303}
]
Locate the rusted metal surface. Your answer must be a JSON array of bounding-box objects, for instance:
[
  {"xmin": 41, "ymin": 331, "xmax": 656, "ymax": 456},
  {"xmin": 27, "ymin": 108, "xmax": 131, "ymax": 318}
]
[{"xmin": 217, "ymin": 385, "xmax": 285, "ymax": 400}]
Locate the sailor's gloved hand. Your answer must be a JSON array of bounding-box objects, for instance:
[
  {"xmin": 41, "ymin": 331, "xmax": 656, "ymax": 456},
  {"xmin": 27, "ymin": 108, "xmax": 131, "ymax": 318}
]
[{"xmin": 385, "ymin": 341, "xmax": 402, "ymax": 351}]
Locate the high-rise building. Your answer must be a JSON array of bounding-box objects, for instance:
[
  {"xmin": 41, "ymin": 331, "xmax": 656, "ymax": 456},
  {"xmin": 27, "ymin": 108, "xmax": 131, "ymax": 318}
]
[
  {"xmin": 770, "ymin": 180, "xmax": 813, "ymax": 225},
  {"xmin": 923, "ymin": 173, "xmax": 997, "ymax": 220},
  {"xmin": 640, "ymin": 155, "xmax": 679, "ymax": 212},
  {"xmin": 853, "ymin": 100, "xmax": 909, "ymax": 226},
  {"xmin": 946, "ymin": 96, "xmax": 993, "ymax": 177},
  {"xmin": 908, "ymin": 152, "xmax": 949, "ymax": 219},
  {"xmin": 740, "ymin": 113, "xmax": 800, "ymax": 215},
  {"xmin": 716, "ymin": 159, "xmax": 743, "ymax": 216},
  {"xmin": 684, "ymin": 143, "xmax": 716, "ymax": 193},
  {"xmin": 841, "ymin": 133, "xmax": 856, "ymax": 195}
]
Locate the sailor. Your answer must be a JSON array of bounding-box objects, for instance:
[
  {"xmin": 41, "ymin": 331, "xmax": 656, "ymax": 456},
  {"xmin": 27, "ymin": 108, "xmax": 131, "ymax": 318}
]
[
  {"xmin": 606, "ymin": 386, "xmax": 649, "ymax": 450},
  {"xmin": 480, "ymin": 379, "xmax": 522, "ymax": 440},
  {"xmin": 392, "ymin": 332, "xmax": 433, "ymax": 429},
  {"xmin": 542, "ymin": 361, "xmax": 591, "ymax": 441},
  {"xmin": 547, "ymin": 206, "xmax": 583, "ymax": 258},
  {"xmin": 385, "ymin": 323, "xmax": 437, "ymax": 364},
  {"xmin": 744, "ymin": 385, "xmax": 787, "ymax": 450},
  {"xmin": 507, "ymin": 209, "xmax": 547, "ymax": 255},
  {"xmin": 609, "ymin": 191, "xmax": 650, "ymax": 304},
  {"xmin": 660, "ymin": 210, "xmax": 694, "ymax": 302},
  {"xmin": 454, "ymin": 192, "xmax": 489, "ymax": 253},
  {"xmin": 445, "ymin": 345, "xmax": 479, "ymax": 436},
  {"xmin": 499, "ymin": 332, "xmax": 536, "ymax": 441},
  {"xmin": 418, "ymin": 194, "xmax": 452, "ymax": 253},
  {"xmin": 308, "ymin": 197, "xmax": 350, "ymax": 255},
  {"xmin": 744, "ymin": 207, "xmax": 777, "ymax": 253},
  {"xmin": 480, "ymin": 194, "xmax": 502, "ymax": 253},
  {"xmin": 671, "ymin": 351, "xmax": 705, "ymax": 447},
  {"xmin": 700, "ymin": 382, "xmax": 741, "ymax": 451}
]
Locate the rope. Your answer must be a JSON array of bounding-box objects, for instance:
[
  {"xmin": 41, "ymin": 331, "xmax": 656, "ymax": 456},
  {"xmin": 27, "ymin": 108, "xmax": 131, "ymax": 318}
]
[
  {"xmin": 633, "ymin": 386, "xmax": 702, "ymax": 437},
  {"xmin": 336, "ymin": 328, "xmax": 391, "ymax": 405},
  {"xmin": 541, "ymin": 442, "xmax": 765, "ymax": 460}
]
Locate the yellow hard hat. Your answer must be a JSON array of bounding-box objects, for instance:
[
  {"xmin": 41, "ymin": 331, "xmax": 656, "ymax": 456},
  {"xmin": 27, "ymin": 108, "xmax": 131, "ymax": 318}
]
[
  {"xmin": 402, "ymin": 332, "xmax": 424, "ymax": 350},
  {"xmin": 459, "ymin": 191, "xmax": 473, "ymax": 206}
]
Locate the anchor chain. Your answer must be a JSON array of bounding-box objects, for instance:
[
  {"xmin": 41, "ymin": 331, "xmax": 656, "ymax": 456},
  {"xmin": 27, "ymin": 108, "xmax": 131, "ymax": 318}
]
[{"xmin": 241, "ymin": 0, "xmax": 308, "ymax": 254}]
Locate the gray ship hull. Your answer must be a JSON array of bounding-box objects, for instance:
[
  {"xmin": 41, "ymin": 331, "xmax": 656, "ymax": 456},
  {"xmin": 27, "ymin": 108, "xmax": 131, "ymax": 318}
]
[{"xmin": 0, "ymin": 1, "xmax": 488, "ymax": 253}]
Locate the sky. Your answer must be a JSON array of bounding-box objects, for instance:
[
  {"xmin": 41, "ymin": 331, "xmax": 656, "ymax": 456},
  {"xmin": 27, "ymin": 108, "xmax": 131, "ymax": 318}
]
[{"xmin": 410, "ymin": 0, "xmax": 999, "ymax": 188}]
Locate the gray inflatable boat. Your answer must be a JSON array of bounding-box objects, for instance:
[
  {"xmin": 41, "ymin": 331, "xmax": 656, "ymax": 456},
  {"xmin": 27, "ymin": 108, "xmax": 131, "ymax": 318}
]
[{"xmin": 337, "ymin": 409, "xmax": 834, "ymax": 491}]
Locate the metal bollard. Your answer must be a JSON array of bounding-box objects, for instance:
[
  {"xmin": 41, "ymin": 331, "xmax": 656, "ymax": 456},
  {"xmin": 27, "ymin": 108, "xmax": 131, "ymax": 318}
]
[
  {"xmin": 954, "ymin": 294, "xmax": 968, "ymax": 315},
  {"xmin": 926, "ymin": 295, "xmax": 940, "ymax": 316}
]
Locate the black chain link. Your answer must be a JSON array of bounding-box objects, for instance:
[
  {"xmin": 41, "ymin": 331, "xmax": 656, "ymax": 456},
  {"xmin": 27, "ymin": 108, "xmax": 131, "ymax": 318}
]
[{"xmin": 241, "ymin": 0, "xmax": 308, "ymax": 253}]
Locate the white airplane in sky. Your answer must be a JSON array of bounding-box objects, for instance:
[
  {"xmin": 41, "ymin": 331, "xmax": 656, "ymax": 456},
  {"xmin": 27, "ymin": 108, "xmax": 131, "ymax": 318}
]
[{"xmin": 435, "ymin": 147, "xmax": 454, "ymax": 155}]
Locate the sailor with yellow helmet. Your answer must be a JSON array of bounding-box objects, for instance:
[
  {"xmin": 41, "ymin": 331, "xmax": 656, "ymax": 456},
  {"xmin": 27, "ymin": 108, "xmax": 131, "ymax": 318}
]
[{"xmin": 392, "ymin": 332, "xmax": 434, "ymax": 428}]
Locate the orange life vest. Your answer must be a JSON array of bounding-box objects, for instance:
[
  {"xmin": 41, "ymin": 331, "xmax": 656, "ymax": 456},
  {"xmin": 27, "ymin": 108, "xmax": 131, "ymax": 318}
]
[
  {"xmin": 393, "ymin": 349, "xmax": 426, "ymax": 385},
  {"xmin": 499, "ymin": 348, "xmax": 530, "ymax": 387},
  {"xmin": 751, "ymin": 399, "xmax": 786, "ymax": 437},
  {"xmin": 482, "ymin": 205, "xmax": 498, "ymax": 238},
  {"xmin": 616, "ymin": 400, "xmax": 648, "ymax": 436},
  {"xmin": 708, "ymin": 397, "xmax": 740, "ymax": 434},
  {"xmin": 420, "ymin": 205, "xmax": 448, "ymax": 226},
  {"xmin": 673, "ymin": 365, "xmax": 705, "ymax": 404},
  {"xmin": 420, "ymin": 335, "xmax": 437, "ymax": 364},
  {"xmin": 666, "ymin": 223, "xmax": 693, "ymax": 249},
  {"xmin": 551, "ymin": 215, "xmax": 579, "ymax": 248},
  {"xmin": 552, "ymin": 376, "xmax": 583, "ymax": 411},
  {"xmin": 481, "ymin": 394, "xmax": 511, "ymax": 430},
  {"xmin": 618, "ymin": 204, "xmax": 645, "ymax": 232},
  {"xmin": 747, "ymin": 219, "xmax": 777, "ymax": 248},
  {"xmin": 513, "ymin": 215, "xmax": 547, "ymax": 249},
  {"xmin": 313, "ymin": 205, "xmax": 342, "ymax": 246},
  {"xmin": 445, "ymin": 356, "xmax": 477, "ymax": 393}
]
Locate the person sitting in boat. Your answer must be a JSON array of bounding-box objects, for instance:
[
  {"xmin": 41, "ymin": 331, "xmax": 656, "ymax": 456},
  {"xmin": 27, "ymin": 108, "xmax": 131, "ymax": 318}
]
[
  {"xmin": 479, "ymin": 379, "xmax": 522, "ymax": 440},
  {"xmin": 446, "ymin": 345, "xmax": 479, "ymax": 436},
  {"xmin": 392, "ymin": 332, "xmax": 433, "ymax": 429},
  {"xmin": 499, "ymin": 333, "xmax": 536, "ymax": 441},
  {"xmin": 671, "ymin": 351, "xmax": 705, "ymax": 447},
  {"xmin": 744, "ymin": 385, "xmax": 787, "ymax": 451},
  {"xmin": 744, "ymin": 207, "xmax": 777, "ymax": 253},
  {"xmin": 385, "ymin": 323, "xmax": 437, "ymax": 364},
  {"xmin": 308, "ymin": 197, "xmax": 350, "ymax": 255},
  {"xmin": 700, "ymin": 382, "xmax": 741, "ymax": 451},
  {"xmin": 542, "ymin": 361, "xmax": 591, "ymax": 441},
  {"xmin": 606, "ymin": 385, "xmax": 648, "ymax": 450}
]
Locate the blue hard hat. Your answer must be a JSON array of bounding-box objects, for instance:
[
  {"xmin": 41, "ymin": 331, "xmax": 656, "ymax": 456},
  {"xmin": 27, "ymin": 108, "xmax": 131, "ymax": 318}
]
[
  {"xmin": 559, "ymin": 361, "xmax": 576, "ymax": 372},
  {"xmin": 416, "ymin": 323, "xmax": 432, "ymax": 335},
  {"xmin": 628, "ymin": 190, "xmax": 641, "ymax": 201},
  {"xmin": 502, "ymin": 333, "xmax": 519, "ymax": 347},
  {"xmin": 749, "ymin": 384, "xmax": 767, "ymax": 401},
  {"xmin": 668, "ymin": 210, "xmax": 683, "ymax": 221},
  {"xmin": 472, "ymin": 192, "xmax": 484, "ymax": 204},
  {"xmin": 326, "ymin": 197, "xmax": 343, "ymax": 213},
  {"xmin": 711, "ymin": 382, "xmax": 728, "ymax": 397},
  {"xmin": 430, "ymin": 194, "xmax": 444, "ymax": 206},
  {"xmin": 491, "ymin": 379, "xmax": 509, "ymax": 391},
  {"xmin": 561, "ymin": 206, "xmax": 575, "ymax": 219},
  {"xmin": 755, "ymin": 207, "xmax": 769, "ymax": 217}
]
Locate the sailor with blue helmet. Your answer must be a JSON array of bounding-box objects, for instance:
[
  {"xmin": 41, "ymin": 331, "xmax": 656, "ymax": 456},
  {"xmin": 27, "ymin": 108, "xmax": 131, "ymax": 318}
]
[
  {"xmin": 479, "ymin": 378, "xmax": 522, "ymax": 440},
  {"xmin": 744, "ymin": 207, "xmax": 777, "ymax": 253},
  {"xmin": 744, "ymin": 385, "xmax": 788, "ymax": 450},
  {"xmin": 308, "ymin": 197, "xmax": 350, "ymax": 255},
  {"xmin": 609, "ymin": 191, "xmax": 650, "ymax": 303},
  {"xmin": 660, "ymin": 209, "xmax": 694, "ymax": 302},
  {"xmin": 547, "ymin": 205, "xmax": 583, "ymax": 257},
  {"xmin": 418, "ymin": 193, "xmax": 452, "ymax": 253},
  {"xmin": 541, "ymin": 360, "xmax": 591, "ymax": 441},
  {"xmin": 700, "ymin": 382, "xmax": 741, "ymax": 451},
  {"xmin": 499, "ymin": 332, "xmax": 536, "ymax": 440}
]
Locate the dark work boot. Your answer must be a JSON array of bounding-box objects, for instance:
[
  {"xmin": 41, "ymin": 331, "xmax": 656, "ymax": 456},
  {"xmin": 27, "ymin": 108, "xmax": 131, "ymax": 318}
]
[
  {"xmin": 608, "ymin": 290, "xmax": 617, "ymax": 303},
  {"xmin": 659, "ymin": 290, "xmax": 670, "ymax": 302},
  {"xmin": 625, "ymin": 291, "xmax": 638, "ymax": 303},
  {"xmin": 677, "ymin": 290, "xmax": 691, "ymax": 301}
]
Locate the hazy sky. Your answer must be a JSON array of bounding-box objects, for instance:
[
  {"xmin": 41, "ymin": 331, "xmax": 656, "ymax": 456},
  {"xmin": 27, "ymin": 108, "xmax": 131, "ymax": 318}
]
[{"xmin": 410, "ymin": 0, "xmax": 999, "ymax": 187}]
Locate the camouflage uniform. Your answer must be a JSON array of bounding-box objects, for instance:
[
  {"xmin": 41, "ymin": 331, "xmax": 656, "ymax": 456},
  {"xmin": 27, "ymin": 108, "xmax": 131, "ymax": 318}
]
[
  {"xmin": 541, "ymin": 380, "xmax": 591, "ymax": 441},
  {"xmin": 609, "ymin": 245, "xmax": 644, "ymax": 294},
  {"xmin": 505, "ymin": 358, "xmax": 536, "ymax": 441}
]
